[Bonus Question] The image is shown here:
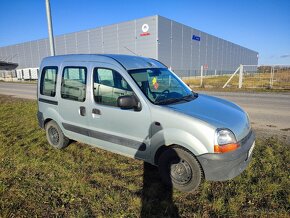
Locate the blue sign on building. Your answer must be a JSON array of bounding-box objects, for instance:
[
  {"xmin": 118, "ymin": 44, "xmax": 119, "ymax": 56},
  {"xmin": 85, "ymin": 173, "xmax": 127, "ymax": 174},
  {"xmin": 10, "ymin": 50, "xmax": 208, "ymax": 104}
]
[{"xmin": 192, "ymin": 35, "xmax": 200, "ymax": 41}]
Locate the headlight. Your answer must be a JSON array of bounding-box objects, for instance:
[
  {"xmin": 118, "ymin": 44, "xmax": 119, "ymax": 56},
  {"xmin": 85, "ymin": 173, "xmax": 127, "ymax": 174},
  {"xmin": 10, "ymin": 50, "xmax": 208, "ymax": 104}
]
[
  {"xmin": 216, "ymin": 129, "xmax": 237, "ymax": 145},
  {"xmin": 214, "ymin": 129, "xmax": 240, "ymax": 153}
]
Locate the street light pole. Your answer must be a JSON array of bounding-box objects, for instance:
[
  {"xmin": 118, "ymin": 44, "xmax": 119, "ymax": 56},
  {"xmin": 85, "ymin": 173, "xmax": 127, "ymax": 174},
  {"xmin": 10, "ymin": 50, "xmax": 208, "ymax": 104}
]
[{"xmin": 45, "ymin": 0, "xmax": 55, "ymax": 56}]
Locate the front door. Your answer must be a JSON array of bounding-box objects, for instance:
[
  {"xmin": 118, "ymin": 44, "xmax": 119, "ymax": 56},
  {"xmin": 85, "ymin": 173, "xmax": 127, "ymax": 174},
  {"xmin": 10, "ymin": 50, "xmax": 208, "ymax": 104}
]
[{"xmin": 87, "ymin": 63, "xmax": 152, "ymax": 160}]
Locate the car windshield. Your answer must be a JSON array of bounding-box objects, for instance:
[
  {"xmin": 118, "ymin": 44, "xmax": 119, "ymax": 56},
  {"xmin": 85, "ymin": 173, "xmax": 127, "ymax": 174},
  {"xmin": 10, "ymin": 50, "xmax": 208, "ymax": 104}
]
[{"xmin": 128, "ymin": 68, "xmax": 197, "ymax": 105}]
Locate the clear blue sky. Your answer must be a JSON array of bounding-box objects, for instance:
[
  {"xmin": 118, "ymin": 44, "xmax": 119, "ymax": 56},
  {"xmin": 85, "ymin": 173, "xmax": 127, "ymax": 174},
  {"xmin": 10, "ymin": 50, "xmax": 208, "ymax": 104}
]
[{"xmin": 0, "ymin": 0, "xmax": 289, "ymax": 65}]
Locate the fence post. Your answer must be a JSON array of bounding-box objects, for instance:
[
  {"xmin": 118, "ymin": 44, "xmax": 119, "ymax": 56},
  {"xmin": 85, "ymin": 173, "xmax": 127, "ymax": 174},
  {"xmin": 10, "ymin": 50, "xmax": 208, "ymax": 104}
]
[
  {"xmin": 238, "ymin": 64, "xmax": 243, "ymax": 88},
  {"xmin": 223, "ymin": 65, "xmax": 240, "ymax": 88},
  {"xmin": 270, "ymin": 66, "xmax": 274, "ymax": 88},
  {"xmin": 200, "ymin": 65, "xmax": 204, "ymax": 87}
]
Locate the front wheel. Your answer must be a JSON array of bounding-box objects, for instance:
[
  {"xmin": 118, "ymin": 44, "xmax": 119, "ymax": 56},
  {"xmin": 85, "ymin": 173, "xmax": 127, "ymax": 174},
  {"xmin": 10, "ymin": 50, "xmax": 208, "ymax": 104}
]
[
  {"xmin": 45, "ymin": 120, "xmax": 70, "ymax": 149},
  {"xmin": 158, "ymin": 146, "xmax": 203, "ymax": 193}
]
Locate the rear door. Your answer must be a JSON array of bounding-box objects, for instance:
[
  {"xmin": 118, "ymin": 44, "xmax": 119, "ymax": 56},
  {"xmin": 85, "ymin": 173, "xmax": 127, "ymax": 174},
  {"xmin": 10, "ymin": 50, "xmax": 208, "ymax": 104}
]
[
  {"xmin": 87, "ymin": 63, "xmax": 152, "ymax": 160},
  {"xmin": 57, "ymin": 62, "xmax": 91, "ymax": 144}
]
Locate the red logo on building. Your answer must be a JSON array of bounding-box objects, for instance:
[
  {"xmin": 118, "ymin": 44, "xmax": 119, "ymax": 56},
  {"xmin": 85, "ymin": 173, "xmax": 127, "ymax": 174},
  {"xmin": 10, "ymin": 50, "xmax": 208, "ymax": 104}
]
[
  {"xmin": 140, "ymin": 24, "xmax": 150, "ymax": 37},
  {"xmin": 140, "ymin": 32, "xmax": 150, "ymax": 36}
]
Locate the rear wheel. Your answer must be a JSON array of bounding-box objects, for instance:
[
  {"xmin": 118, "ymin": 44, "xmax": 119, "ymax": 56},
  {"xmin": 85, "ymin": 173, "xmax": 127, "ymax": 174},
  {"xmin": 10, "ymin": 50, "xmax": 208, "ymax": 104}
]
[
  {"xmin": 45, "ymin": 120, "xmax": 69, "ymax": 149},
  {"xmin": 158, "ymin": 146, "xmax": 203, "ymax": 193}
]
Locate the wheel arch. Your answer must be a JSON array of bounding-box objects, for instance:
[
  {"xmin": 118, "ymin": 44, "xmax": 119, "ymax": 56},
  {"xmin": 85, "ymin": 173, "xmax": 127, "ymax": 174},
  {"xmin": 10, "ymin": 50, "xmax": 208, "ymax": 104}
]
[
  {"xmin": 150, "ymin": 128, "xmax": 208, "ymax": 164},
  {"xmin": 44, "ymin": 118, "xmax": 53, "ymax": 128},
  {"xmin": 154, "ymin": 144, "xmax": 201, "ymax": 166}
]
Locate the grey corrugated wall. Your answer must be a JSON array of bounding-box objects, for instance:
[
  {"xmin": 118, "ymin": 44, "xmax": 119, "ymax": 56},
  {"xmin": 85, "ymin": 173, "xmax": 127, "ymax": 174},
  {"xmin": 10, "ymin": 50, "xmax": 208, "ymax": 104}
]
[
  {"xmin": 0, "ymin": 16, "xmax": 158, "ymax": 69},
  {"xmin": 157, "ymin": 16, "xmax": 258, "ymax": 77},
  {"xmin": 0, "ymin": 15, "xmax": 258, "ymax": 77}
]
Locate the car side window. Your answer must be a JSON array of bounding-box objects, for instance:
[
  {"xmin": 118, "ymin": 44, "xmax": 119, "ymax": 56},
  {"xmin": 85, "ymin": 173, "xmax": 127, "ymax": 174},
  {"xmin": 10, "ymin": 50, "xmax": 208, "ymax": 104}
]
[
  {"xmin": 93, "ymin": 68, "xmax": 133, "ymax": 107},
  {"xmin": 40, "ymin": 67, "xmax": 58, "ymax": 97},
  {"xmin": 61, "ymin": 67, "xmax": 87, "ymax": 102}
]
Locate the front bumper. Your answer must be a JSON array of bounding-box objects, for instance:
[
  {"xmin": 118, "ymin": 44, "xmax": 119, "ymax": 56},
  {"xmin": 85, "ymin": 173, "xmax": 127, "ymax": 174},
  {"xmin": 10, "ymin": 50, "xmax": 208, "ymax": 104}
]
[{"xmin": 197, "ymin": 130, "xmax": 255, "ymax": 181}]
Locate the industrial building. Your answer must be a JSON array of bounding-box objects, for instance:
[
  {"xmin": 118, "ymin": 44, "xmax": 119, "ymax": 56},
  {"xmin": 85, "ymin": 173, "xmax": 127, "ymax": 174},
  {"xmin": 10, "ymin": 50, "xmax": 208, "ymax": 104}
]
[{"xmin": 0, "ymin": 15, "xmax": 258, "ymax": 79}]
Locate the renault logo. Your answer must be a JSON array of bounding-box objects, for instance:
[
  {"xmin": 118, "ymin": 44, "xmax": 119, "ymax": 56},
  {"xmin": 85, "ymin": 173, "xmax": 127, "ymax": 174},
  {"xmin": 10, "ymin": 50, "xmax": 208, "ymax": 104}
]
[{"xmin": 142, "ymin": 24, "xmax": 149, "ymax": 33}]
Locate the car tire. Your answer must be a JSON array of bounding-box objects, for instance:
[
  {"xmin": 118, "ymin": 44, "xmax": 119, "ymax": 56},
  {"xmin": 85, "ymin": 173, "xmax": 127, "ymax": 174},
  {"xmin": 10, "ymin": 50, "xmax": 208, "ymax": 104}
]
[
  {"xmin": 45, "ymin": 120, "xmax": 70, "ymax": 149},
  {"xmin": 158, "ymin": 146, "xmax": 203, "ymax": 193}
]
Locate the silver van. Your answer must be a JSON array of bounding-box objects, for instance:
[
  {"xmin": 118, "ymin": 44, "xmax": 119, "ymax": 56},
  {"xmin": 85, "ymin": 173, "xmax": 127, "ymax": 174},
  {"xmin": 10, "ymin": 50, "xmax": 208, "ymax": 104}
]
[{"xmin": 37, "ymin": 54, "xmax": 255, "ymax": 192}]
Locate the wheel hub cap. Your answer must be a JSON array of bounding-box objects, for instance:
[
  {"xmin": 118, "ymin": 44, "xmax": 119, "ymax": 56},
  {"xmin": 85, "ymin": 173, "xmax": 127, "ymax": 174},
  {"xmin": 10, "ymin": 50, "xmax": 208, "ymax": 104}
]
[
  {"xmin": 48, "ymin": 127, "xmax": 59, "ymax": 145},
  {"xmin": 170, "ymin": 159, "xmax": 192, "ymax": 185}
]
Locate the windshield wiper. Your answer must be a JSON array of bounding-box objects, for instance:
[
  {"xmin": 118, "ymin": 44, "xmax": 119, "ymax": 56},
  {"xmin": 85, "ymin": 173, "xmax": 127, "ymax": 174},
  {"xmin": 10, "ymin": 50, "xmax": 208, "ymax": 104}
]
[
  {"xmin": 155, "ymin": 92, "xmax": 198, "ymax": 105},
  {"xmin": 181, "ymin": 92, "xmax": 198, "ymax": 101},
  {"xmin": 155, "ymin": 97, "xmax": 182, "ymax": 105},
  {"xmin": 180, "ymin": 94, "xmax": 193, "ymax": 102}
]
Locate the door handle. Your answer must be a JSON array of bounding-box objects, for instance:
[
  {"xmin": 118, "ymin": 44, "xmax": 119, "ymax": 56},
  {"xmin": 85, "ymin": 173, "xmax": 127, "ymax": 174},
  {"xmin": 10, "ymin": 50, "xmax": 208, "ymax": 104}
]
[
  {"xmin": 79, "ymin": 106, "xmax": 86, "ymax": 116},
  {"xmin": 92, "ymin": 108, "xmax": 101, "ymax": 115}
]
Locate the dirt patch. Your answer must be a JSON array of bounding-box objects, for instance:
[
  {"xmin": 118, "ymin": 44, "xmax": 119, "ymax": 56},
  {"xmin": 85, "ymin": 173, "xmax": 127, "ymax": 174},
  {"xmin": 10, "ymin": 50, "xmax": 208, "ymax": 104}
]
[
  {"xmin": 0, "ymin": 95, "xmax": 31, "ymax": 104},
  {"xmin": 280, "ymin": 128, "xmax": 290, "ymax": 131},
  {"xmin": 266, "ymin": 124, "xmax": 277, "ymax": 128},
  {"xmin": 254, "ymin": 128, "xmax": 290, "ymax": 145}
]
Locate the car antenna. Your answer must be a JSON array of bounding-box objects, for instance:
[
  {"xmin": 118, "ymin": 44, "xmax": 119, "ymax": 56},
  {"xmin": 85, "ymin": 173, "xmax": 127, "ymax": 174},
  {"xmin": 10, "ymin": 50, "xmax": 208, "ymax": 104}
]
[{"xmin": 124, "ymin": 46, "xmax": 140, "ymax": 56}]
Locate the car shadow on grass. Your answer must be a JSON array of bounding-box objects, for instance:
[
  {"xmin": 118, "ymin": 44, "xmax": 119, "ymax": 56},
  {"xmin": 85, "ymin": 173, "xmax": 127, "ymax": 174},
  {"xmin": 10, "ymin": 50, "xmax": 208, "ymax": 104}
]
[{"xmin": 140, "ymin": 162, "xmax": 180, "ymax": 218}]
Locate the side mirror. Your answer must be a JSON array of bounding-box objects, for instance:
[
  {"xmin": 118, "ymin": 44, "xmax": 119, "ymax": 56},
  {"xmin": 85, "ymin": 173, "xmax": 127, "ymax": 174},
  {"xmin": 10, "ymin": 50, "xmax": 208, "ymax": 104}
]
[{"xmin": 117, "ymin": 95, "xmax": 140, "ymax": 111}]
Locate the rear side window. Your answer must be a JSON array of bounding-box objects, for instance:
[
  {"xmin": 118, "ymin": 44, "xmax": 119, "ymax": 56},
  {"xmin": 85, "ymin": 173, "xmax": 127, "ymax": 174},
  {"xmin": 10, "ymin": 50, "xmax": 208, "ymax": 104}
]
[
  {"xmin": 61, "ymin": 67, "xmax": 87, "ymax": 102},
  {"xmin": 93, "ymin": 68, "xmax": 133, "ymax": 107},
  {"xmin": 40, "ymin": 67, "xmax": 58, "ymax": 97}
]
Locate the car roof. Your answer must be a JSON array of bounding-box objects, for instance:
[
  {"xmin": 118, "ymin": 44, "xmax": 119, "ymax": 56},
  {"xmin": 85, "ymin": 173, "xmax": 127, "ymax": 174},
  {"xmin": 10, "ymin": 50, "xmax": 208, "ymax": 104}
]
[{"xmin": 41, "ymin": 54, "xmax": 167, "ymax": 70}]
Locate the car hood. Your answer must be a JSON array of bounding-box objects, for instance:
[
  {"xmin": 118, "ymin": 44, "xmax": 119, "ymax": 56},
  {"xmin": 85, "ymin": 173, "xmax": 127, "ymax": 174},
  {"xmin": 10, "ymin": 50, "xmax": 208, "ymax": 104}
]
[{"xmin": 165, "ymin": 94, "xmax": 251, "ymax": 141}]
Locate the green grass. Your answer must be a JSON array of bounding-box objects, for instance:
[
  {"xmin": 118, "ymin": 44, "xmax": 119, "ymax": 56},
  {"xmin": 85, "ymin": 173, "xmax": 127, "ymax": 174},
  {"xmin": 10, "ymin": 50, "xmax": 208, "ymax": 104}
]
[{"xmin": 0, "ymin": 95, "xmax": 289, "ymax": 217}]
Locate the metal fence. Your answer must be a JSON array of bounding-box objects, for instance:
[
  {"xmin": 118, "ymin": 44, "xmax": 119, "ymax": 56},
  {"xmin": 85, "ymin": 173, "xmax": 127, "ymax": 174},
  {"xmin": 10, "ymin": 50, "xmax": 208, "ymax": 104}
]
[
  {"xmin": 240, "ymin": 65, "xmax": 290, "ymax": 89},
  {"xmin": 179, "ymin": 65, "xmax": 290, "ymax": 90},
  {"xmin": 1, "ymin": 65, "xmax": 290, "ymax": 90}
]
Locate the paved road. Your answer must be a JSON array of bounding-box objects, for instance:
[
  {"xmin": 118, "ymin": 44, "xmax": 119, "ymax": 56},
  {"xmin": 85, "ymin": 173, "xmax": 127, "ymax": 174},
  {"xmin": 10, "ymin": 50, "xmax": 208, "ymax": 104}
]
[
  {"xmin": 1, "ymin": 82, "xmax": 290, "ymax": 135},
  {"xmin": 199, "ymin": 91, "xmax": 290, "ymax": 136},
  {"xmin": 0, "ymin": 82, "xmax": 36, "ymax": 100}
]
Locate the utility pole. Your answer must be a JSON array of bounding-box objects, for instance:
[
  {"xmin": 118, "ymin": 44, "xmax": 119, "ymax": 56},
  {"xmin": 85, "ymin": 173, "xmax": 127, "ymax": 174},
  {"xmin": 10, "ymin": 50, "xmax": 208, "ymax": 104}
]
[{"xmin": 45, "ymin": 0, "xmax": 55, "ymax": 56}]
